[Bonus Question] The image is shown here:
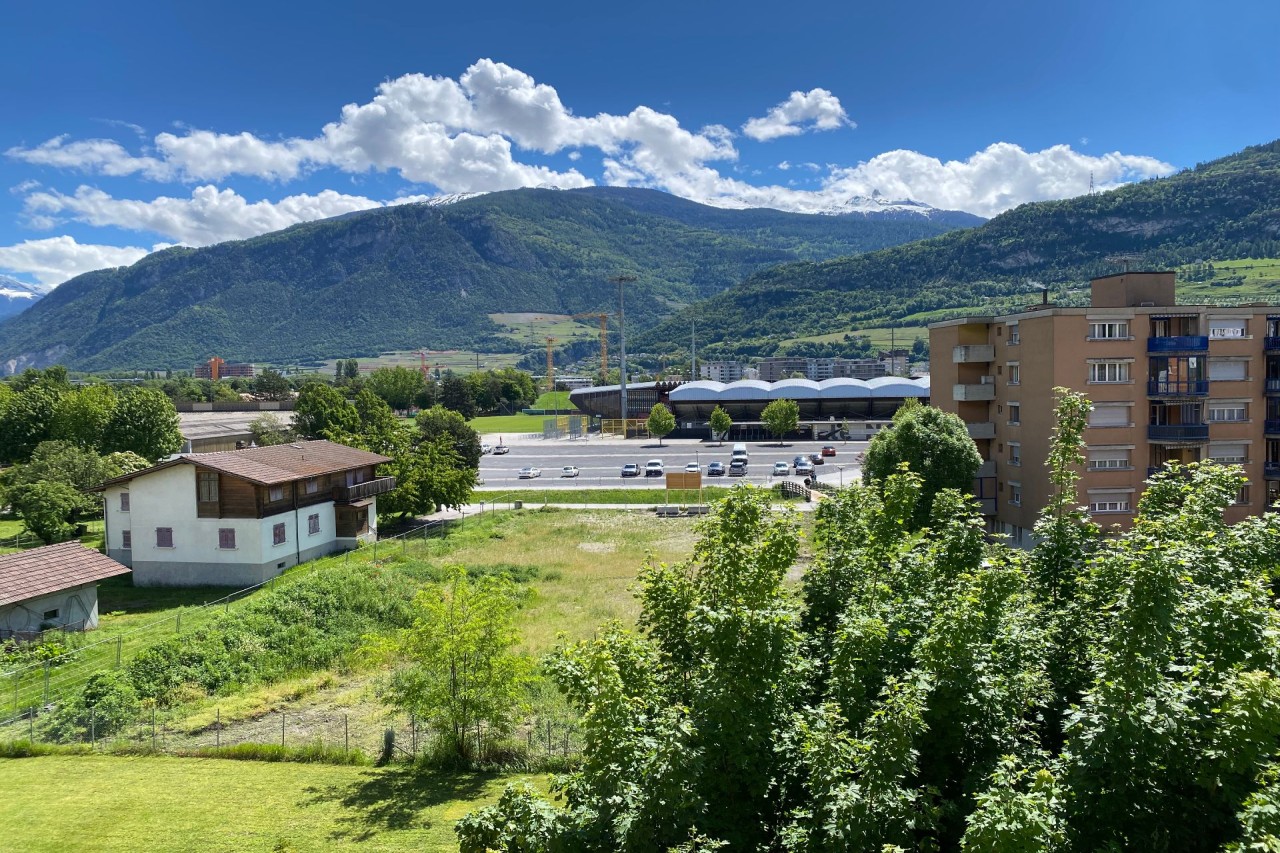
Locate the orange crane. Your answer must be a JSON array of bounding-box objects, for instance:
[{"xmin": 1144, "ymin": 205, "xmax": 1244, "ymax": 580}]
[{"xmin": 571, "ymin": 312, "xmax": 611, "ymax": 376}]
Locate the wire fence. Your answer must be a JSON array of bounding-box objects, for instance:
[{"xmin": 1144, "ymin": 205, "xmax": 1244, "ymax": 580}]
[{"xmin": 0, "ymin": 512, "xmax": 477, "ymax": 729}]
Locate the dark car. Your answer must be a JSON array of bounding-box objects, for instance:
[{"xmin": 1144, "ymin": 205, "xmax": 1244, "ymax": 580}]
[
  {"xmin": 809, "ymin": 453, "xmax": 825, "ymax": 465},
  {"xmin": 621, "ymin": 463, "xmax": 641, "ymax": 477},
  {"xmin": 728, "ymin": 459, "xmax": 748, "ymax": 477},
  {"xmin": 706, "ymin": 461, "xmax": 726, "ymax": 476}
]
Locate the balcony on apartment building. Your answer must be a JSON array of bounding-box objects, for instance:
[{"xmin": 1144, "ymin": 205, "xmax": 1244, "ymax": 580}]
[
  {"xmin": 1265, "ymin": 336, "xmax": 1280, "ymax": 351},
  {"xmin": 966, "ymin": 422, "xmax": 996, "ymax": 439},
  {"xmin": 1266, "ymin": 419, "xmax": 1280, "ymax": 436},
  {"xmin": 333, "ymin": 476, "xmax": 397, "ymax": 503},
  {"xmin": 1266, "ymin": 462, "xmax": 1280, "ymax": 479},
  {"xmin": 952, "ymin": 345, "xmax": 995, "ymax": 363},
  {"xmin": 1147, "ymin": 335, "xmax": 1208, "ymax": 353},
  {"xmin": 1147, "ymin": 379, "xmax": 1209, "ymax": 397},
  {"xmin": 1147, "ymin": 423, "xmax": 1210, "ymax": 442},
  {"xmin": 953, "ymin": 376, "xmax": 996, "ymax": 401}
]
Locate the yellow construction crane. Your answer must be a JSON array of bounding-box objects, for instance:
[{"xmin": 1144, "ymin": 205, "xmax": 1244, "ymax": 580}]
[{"xmin": 571, "ymin": 312, "xmax": 611, "ymax": 376}]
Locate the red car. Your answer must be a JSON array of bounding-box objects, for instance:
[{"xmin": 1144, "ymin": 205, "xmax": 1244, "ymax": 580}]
[{"xmin": 821, "ymin": 446, "xmax": 837, "ymax": 457}]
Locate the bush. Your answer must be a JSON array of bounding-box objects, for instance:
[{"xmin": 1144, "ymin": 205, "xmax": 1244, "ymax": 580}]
[{"xmin": 40, "ymin": 671, "xmax": 140, "ymax": 741}]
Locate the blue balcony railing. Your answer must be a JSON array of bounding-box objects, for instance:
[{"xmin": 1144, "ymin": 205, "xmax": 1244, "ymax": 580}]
[
  {"xmin": 1266, "ymin": 462, "xmax": 1280, "ymax": 479},
  {"xmin": 1148, "ymin": 424, "xmax": 1209, "ymax": 442},
  {"xmin": 1265, "ymin": 337, "xmax": 1280, "ymax": 351},
  {"xmin": 1147, "ymin": 380, "xmax": 1209, "ymax": 397},
  {"xmin": 1147, "ymin": 335, "xmax": 1208, "ymax": 353},
  {"xmin": 1267, "ymin": 379, "xmax": 1280, "ymax": 394},
  {"xmin": 1266, "ymin": 419, "xmax": 1280, "ymax": 435}
]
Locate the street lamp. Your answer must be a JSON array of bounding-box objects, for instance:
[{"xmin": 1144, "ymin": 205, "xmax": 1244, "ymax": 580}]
[{"xmin": 836, "ymin": 464, "xmax": 845, "ymax": 488}]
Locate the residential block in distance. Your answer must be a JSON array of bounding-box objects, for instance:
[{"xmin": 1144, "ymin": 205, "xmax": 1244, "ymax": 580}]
[{"xmin": 930, "ymin": 270, "xmax": 1279, "ymax": 545}]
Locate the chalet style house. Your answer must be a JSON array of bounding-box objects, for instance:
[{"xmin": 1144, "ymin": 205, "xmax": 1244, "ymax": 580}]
[{"xmin": 95, "ymin": 440, "xmax": 394, "ymax": 587}]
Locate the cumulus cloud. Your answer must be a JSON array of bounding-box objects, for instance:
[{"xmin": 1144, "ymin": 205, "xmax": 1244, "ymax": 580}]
[
  {"xmin": 7, "ymin": 136, "xmax": 172, "ymax": 179},
  {"xmin": 24, "ymin": 185, "xmax": 387, "ymax": 246},
  {"xmin": 0, "ymin": 236, "xmax": 154, "ymax": 285},
  {"xmin": 742, "ymin": 88, "xmax": 853, "ymax": 141}
]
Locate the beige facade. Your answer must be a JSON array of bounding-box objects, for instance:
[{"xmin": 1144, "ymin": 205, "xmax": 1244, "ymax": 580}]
[{"xmin": 930, "ymin": 272, "xmax": 1279, "ymax": 543}]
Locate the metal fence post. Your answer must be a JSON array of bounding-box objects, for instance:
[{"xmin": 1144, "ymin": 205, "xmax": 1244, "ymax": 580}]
[
  {"xmin": 344, "ymin": 714, "xmax": 349, "ymax": 752},
  {"xmin": 90, "ymin": 708, "xmax": 96, "ymax": 747},
  {"xmin": 216, "ymin": 708, "xmax": 220, "ymax": 748},
  {"xmin": 29, "ymin": 708, "xmax": 34, "ymax": 742},
  {"xmin": 151, "ymin": 707, "xmax": 156, "ymax": 750},
  {"xmin": 116, "ymin": 636, "xmax": 122, "ymax": 668},
  {"xmin": 281, "ymin": 711, "xmax": 286, "ymax": 747},
  {"xmin": 43, "ymin": 663, "xmax": 49, "ymax": 704},
  {"xmin": 176, "ymin": 612, "xmax": 181, "ymax": 634}
]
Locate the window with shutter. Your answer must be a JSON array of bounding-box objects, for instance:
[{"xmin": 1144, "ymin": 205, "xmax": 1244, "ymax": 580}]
[
  {"xmin": 121, "ymin": 530, "xmax": 131, "ymax": 549},
  {"xmin": 1209, "ymin": 360, "xmax": 1247, "ymax": 381},
  {"xmin": 1209, "ymin": 319, "xmax": 1247, "ymax": 338},
  {"xmin": 1209, "ymin": 443, "xmax": 1248, "ymax": 464},
  {"xmin": 218, "ymin": 528, "xmax": 236, "ymax": 549},
  {"xmin": 1088, "ymin": 448, "xmax": 1130, "ymax": 469},
  {"xmin": 156, "ymin": 527, "xmax": 174, "ymax": 548},
  {"xmin": 308, "ymin": 513, "xmax": 320, "ymax": 535},
  {"xmin": 1088, "ymin": 405, "xmax": 1131, "ymax": 427},
  {"xmin": 273, "ymin": 523, "xmax": 286, "ymax": 546},
  {"xmin": 119, "ymin": 492, "xmax": 130, "ymax": 512}
]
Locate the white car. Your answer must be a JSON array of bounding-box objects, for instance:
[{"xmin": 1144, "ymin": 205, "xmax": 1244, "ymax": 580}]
[
  {"xmin": 480, "ymin": 443, "xmax": 492, "ymax": 455},
  {"xmin": 773, "ymin": 461, "xmax": 790, "ymax": 477},
  {"xmin": 684, "ymin": 462, "xmax": 701, "ymax": 473},
  {"xmin": 518, "ymin": 466, "xmax": 541, "ymax": 479},
  {"xmin": 560, "ymin": 466, "xmax": 579, "ymax": 478},
  {"xmin": 493, "ymin": 445, "xmax": 510, "ymax": 455},
  {"xmin": 644, "ymin": 460, "xmax": 665, "ymax": 477}
]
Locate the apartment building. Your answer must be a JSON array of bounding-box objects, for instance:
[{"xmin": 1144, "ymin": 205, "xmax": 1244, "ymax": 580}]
[
  {"xmin": 930, "ymin": 271, "xmax": 1277, "ymax": 544},
  {"xmin": 755, "ymin": 356, "xmax": 890, "ymax": 382},
  {"xmin": 700, "ymin": 360, "xmax": 747, "ymax": 382}
]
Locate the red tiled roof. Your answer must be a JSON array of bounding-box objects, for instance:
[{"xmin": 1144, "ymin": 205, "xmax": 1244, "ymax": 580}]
[
  {"xmin": 95, "ymin": 440, "xmax": 391, "ymax": 489},
  {"xmin": 0, "ymin": 542, "xmax": 131, "ymax": 607}
]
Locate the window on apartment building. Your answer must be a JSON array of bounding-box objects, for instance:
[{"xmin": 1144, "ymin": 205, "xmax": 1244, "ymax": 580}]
[
  {"xmin": 273, "ymin": 523, "xmax": 286, "ymax": 546},
  {"xmin": 1088, "ymin": 361, "xmax": 1131, "ymax": 383},
  {"xmin": 218, "ymin": 528, "xmax": 236, "ymax": 549},
  {"xmin": 1088, "ymin": 321, "xmax": 1130, "ymax": 339},
  {"xmin": 1007, "ymin": 323, "xmax": 1020, "ymax": 344},
  {"xmin": 1235, "ymin": 485, "xmax": 1251, "ymax": 506},
  {"xmin": 1089, "ymin": 498, "xmax": 1132, "ymax": 513},
  {"xmin": 1088, "ymin": 404, "xmax": 1131, "ymax": 428},
  {"xmin": 1008, "ymin": 482, "xmax": 1022, "ymax": 506},
  {"xmin": 1209, "ymin": 403, "xmax": 1248, "ymax": 422},
  {"xmin": 305, "ymin": 478, "xmax": 319, "ymax": 495},
  {"xmin": 308, "ymin": 513, "xmax": 320, "ymax": 535},
  {"xmin": 156, "ymin": 527, "xmax": 174, "ymax": 548},
  {"xmin": 198, "ymin": 471, "xmax": 219, "ymax": 504},
  {"xmin": 1008, "ymin": 442, "xmax": 1021, "ymax": 466},
  {"xmin": 1007, "ymin": 363, "xmax": 1020, "ymax": 384},
  {"xmin": 121, "ymin": 529, "xmax": 131, "ymax": 549},
  {"xmin": 1008, "ymin": 402, "xmax": 1021, "ymax": 425},
  {"xmin": 1088, "ymin": 448, "xmax": 1131, "ymax": 470},
  {"xmin": 1209, "ymin": 443, "xmax": 1249, "ymax": 465},
  {"xmin": 269, "ymin": 485, "xmax": 285, "ymax": 502},
  {"xmin": 1209, "ymin": 319, "xmax": 1247, "ymax": 338},
  {"xmin": 1208, "ymin": 359, "xmax": 1248, "ymax": 381},
  {"xmin": 119, "ymin": 492, "xmax": 130, "ymax": 512}
]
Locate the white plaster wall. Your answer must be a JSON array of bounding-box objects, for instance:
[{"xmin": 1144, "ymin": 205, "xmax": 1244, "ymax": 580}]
[
  {"xmin": 125, "ymin": 465, "xmax": 267, "ymax": 565},
  {"xmin": 103, "ymin": 484, "xmax": 132, "ymax": 559},
  {"xmin": 0, "ymin": 584, "xmax": 99, "ymax": 633},
  {"xmin": 257, "ymin": 502, "xmax": 337, "ymax": 565}
]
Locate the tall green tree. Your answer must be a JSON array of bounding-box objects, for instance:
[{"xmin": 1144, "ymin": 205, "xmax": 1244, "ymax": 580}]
[
  {"xmin": 709, "ymin": 405, "xmax": 732, "ymax": 445},
  {"xmin": 11, "ymin": 480, "xmax": 96, "ymax": 544},
  {"xmin": 862, "ymin": 399, "xmax": 982, "ymax": 529},
  {"xmin": 103, "ymin": 388, "xmax": 182, "ymax": 461},
  {"xmin": 647, "ymin": 402, "xmax": 675, "ymax": 446},
  {"xmin": 760, "ymin": 397, "xmax": 799, "ymax": 446},
  {"xmin": 439, "ymin": 373, "xmax": 477, "ymax": 419},
  {"xmin": 365, "ymin": 366, "xmax": 425, "ymax": 413},
  {"xmin": 0, "ymin": 384, "xmax": 61, "ymax": 463},
  {"xmin": 51, "ymin": 384, "xmax": 117, "ymax": 451},
  {"xmin": 253, "ymin": 369, "xmax": 292, "ymax": 401},
  {"xmin": 293, "ymin": 383, "xmax": 359, "ymax": 439},
  {"xmin": 382, "ymin": 565, "xmax": 531, "ymax": 763},
  {"xmin": 416, "ymin": 405, "xmax": 482, "ymax": 470}
]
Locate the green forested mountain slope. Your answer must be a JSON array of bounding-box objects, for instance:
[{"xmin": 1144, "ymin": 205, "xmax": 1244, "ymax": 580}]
[
  {"xmin": 639, "ymin": 140, "xmax": 1280, "ymax": 354},
  {"xmin": 0, "ymin": 188, "xmax": 969, "ymax": 373}
]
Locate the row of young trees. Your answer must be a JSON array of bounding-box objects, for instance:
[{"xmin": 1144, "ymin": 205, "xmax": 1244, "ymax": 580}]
[{"xmin": 459, "ymin": 390, "xmax": 1280, "ymax": 851}]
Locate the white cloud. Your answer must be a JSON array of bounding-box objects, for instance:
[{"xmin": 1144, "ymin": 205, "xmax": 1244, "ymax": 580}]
[
  {"xmin": 0, "ymin": 236, "xmax": 154, "ymax": 285},
  {"xmin": 25, "ymin": 185, "xmax": 387, "ymax": 246},
  {"xmin": 742, "ymin": 88, "xmax": 853, "ymax": 142},
  {"xmin": 6, "ymin": 136, "xmax": 172, "ymax": 179}
]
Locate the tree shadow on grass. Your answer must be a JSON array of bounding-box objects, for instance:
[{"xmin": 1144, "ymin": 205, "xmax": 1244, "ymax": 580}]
[{"xmin": 301, "ymin": 765, "xmax": 496, "ymax": 842}]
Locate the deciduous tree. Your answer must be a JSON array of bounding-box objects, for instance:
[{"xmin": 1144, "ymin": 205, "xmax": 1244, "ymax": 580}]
[
  {"xmin": 103, "ymin": 389, "xmax": 182, "ymax": 461},
  {"xmin": 293, "ymin": 383, "xmax": 358, "ymax": 440},
  {"xmin": 709, "ymin": 405, "xmax": 732, "ymax": 445},
  {"xmin": 647, "ymin": 402, "xmax": 675, "ymax": 446},
  {"xmin": 760, "ymin": 397, "xmax": 799, "ymax": 446}
]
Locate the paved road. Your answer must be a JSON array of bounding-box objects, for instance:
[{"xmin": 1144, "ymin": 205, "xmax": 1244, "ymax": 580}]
[{"xmin": 474, "ymin": 434, "xmax": 868, "ymax": 491}]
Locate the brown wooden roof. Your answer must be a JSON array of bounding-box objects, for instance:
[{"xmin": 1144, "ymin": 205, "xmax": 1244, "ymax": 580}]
[
  {"xmin": 95, "ymin": 440, "xmax": 391, "ymax": 489},
  {"xmin": 0, "ymin": 542, "xmax": 131, "ymax": 607}
]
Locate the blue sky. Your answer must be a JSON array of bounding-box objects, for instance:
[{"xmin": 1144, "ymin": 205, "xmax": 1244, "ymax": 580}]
[{"xmin": 2, "ymin": 0, "xmax": 1277, "ymax": 286}]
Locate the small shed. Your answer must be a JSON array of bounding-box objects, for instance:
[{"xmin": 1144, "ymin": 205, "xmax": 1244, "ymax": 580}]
[{"xmin": 0, "ymin": 542, "xmax": 131, "ymax": 638}]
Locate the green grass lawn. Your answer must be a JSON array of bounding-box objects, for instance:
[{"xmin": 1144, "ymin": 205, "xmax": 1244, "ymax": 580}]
[
  {"xmin": 0, "ymin": 754, "xmax": 538, "ymax": 852},
  {"xmin": 468, "ymin": 413, "xmax": 552, "ymax": 434}
]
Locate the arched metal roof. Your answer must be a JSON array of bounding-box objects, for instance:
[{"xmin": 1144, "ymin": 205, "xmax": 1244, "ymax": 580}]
[
  {"xmin": 668, "ymin": 381, "xmax": 726, "ymax": 402},
  {"xmin": 770, "ymin": 378, "xmax": 824, "ymax": 399}
]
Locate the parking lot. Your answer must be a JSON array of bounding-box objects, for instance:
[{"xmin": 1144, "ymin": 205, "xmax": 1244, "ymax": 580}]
[{"xmin": 475, "ymin": 435, "xmax": 868, "ymax": 491}]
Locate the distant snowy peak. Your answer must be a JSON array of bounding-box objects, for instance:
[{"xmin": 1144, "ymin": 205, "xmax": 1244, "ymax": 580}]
[
  {"xmin": 422, "ymin": 192, "xmax": 486, "ymax": 207},
  {"xmin": 0, "ymin": 275, "xmax": 50, "ymax": 320},
  {"xmin": 816, "ymin": 192, "xmax": 985, "ymax": 225}
]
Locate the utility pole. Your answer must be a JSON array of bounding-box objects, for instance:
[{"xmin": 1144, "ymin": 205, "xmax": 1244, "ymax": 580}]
[
  {"xmin": 691, "ymin": 321, "xmax": 697, "ymax": 380},
  {"xmin": 610, "ymin": 275, "xmax": 636, "ymax": 433}
]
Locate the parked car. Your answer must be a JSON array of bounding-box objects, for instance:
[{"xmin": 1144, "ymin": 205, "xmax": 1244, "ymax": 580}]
[
  {"xmin": 621, "ymin": 463, "xmax": 641, "ymax": 477},
  {"xmin": 821, "ymin": 446, "xmax": 837, "ymax": 457},
  {"xmin": 772, "ymin": 461, "xmax": 791, "ymax": 477},
  {"xmin": 809, "ymin": 453, "xmax": 825, "ymax": 465},
  {"xmin": 560, "ymin": 466, "xmax": 579, "ymax": 478},
  {"xmin": 684, "ymin": 462, "xmax": 701, "ymax": 473},
  {"xmin": 793, "ymin": 455, "xmax": 806, "ymax": 468},
  {"xmin": 795, "ymin": 459, "xmax": 814, "ymax": 475},
  {"xmin": 728, "ymin": 459, "xmax": 748, "ymax": 477},
  {"xmin": 644, "ymin": 459, "xmax": 665, "ymax": 477},
  {"xmin": 481, "ymin": 443, "xmax": 492, "ymax": 455},
  {"xmin": 518, "ymin": 466, "xmax": 541, "ymax": 479},
  {"xmin": 493, "ymin": 444, "xmax": 510, "ymax": 455},
  {"xmin": 706, "ymin": 461, "xmax": 726, "ymax": 476}
]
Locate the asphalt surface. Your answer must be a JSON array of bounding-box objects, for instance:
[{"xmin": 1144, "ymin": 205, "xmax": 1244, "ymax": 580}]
[{"xmin": 474, "ymin": 434, "xmax": 868, "ymax": 491}]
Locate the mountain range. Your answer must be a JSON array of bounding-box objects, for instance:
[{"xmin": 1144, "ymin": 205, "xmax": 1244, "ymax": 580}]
[
  {"xmin": 638, "ymin": 140, "xmax": 1280, "ymax": 355},
  {"xmin": 0, "ymin": 276, "xmax": 50, "ymax": 322},
  {"xmin": 0, "ymin": 187, "xmax": 974, "ymax": 373}
]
